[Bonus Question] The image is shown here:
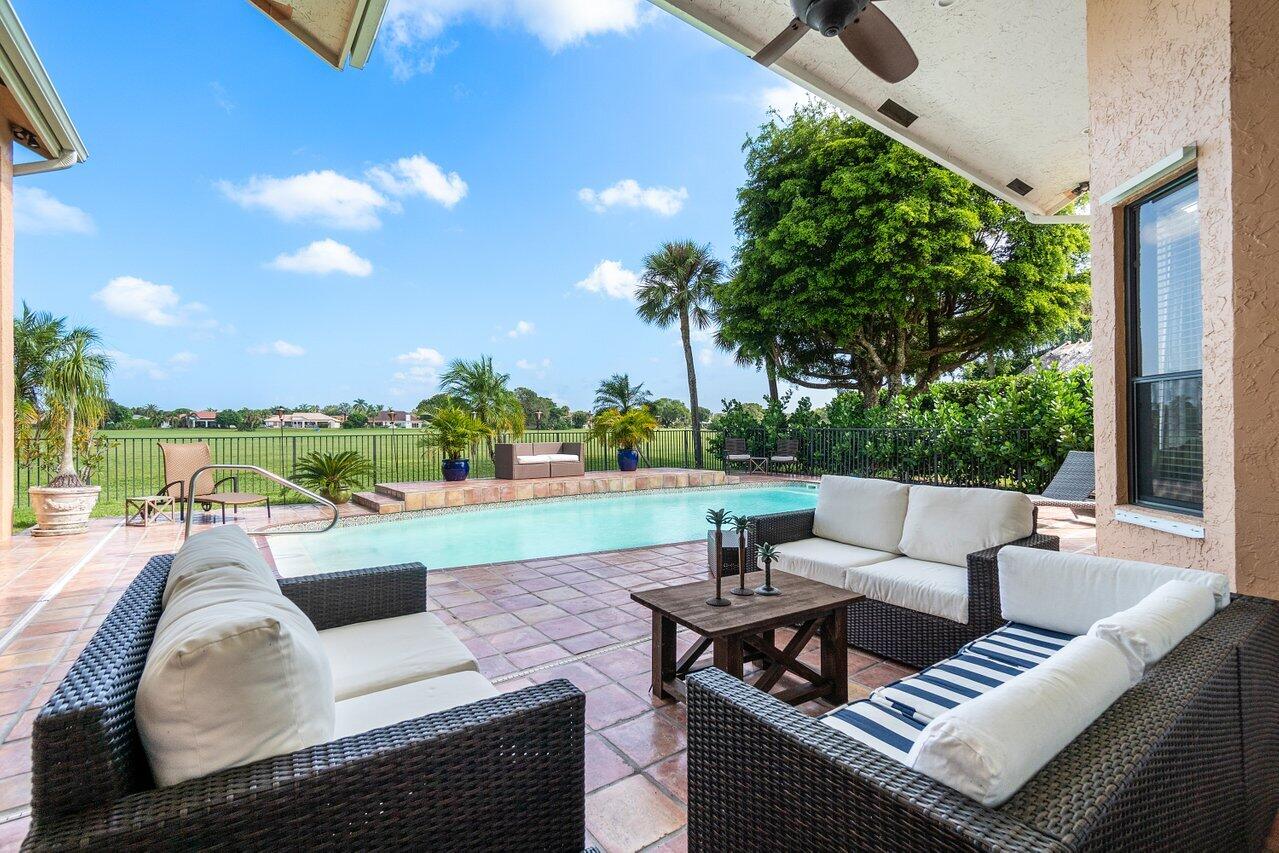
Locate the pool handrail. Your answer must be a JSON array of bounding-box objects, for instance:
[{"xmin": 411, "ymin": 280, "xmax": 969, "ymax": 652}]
[{"xmin": 182, "ymin": 463, "xmax": 339, "ymax": 538}]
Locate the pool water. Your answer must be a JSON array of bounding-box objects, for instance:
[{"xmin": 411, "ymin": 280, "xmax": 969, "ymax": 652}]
[{"xmin": 274, "ymin": 485, "xmax": 817, "ymax": 575}]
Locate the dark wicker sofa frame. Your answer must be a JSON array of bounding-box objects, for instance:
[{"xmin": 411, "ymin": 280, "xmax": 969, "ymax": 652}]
[
  {"xmin": 749, "ymin": 507, "xmax": 1059, "ymax": 668},
  {"xmin": 23, "ymin": 556, "xmax": 586, "ymax": 852},
  {"xmin": 686, "ymin": 594, "xmax": 1279, "ymax": 852}
]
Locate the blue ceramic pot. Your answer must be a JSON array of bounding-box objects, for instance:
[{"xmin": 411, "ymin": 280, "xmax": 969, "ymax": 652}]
[
  {"xmin": 617, "ymin": 449, "xmax": 639, "ymax": 472},
  {"xmin": 442, "ymin": 458, "xmax": 470, "ymax": 482}
]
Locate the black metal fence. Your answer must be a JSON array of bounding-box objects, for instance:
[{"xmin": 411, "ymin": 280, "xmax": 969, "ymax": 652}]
[{"xmin": 14, "ymin": 426, "xmax": 1052, "ymax": 514}]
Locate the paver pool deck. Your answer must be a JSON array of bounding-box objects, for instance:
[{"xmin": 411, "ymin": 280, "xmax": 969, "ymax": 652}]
[{"xmin": 0, "ymin": 478, "xmax": 1169, "ymax": 851}]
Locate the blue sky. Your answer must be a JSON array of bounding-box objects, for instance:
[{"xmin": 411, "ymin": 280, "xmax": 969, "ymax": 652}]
[{"xmin": 13, "ymin": 0, "xmax": 823, "ymax": 413}]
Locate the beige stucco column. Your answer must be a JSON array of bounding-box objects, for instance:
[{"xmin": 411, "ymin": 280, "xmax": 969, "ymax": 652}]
[
  {"xmin": 1088, "ymin": 0, "xmax": 1279, "ymax": 596},
  {"xmin": 0, "ymin": 140, "xmax": 12, "ymax": 544}
]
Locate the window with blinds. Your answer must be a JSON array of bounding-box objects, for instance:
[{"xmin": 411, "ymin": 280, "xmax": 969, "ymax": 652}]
[{"xmin": 1127, "ymin": 174, "xmax": 1203, "ymax": 513}]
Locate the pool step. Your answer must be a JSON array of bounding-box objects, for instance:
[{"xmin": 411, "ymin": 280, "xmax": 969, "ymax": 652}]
[{"xmin": 353, "ymin": 491, "xmax": 405, "ymax": 514}]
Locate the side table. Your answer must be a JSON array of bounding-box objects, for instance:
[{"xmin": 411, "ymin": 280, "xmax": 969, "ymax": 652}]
[{"xmin": 125, "ymin": 495, "xmax": 176, "ymax": 527}]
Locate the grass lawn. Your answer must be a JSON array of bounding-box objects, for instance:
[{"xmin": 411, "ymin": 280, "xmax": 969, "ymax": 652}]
[{"xmin": 14, "ymin": 428, "xmax": 718, "ymax": 530}]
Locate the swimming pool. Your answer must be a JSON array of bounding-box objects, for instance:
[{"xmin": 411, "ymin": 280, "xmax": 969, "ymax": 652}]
[{"xmin": 271, "ymin": 484, "xmax": 817, "ymax": 576}]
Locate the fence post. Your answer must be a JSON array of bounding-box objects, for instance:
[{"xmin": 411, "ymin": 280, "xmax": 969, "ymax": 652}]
[
  {"xmin": 684, "ymin": 430, "xmax": 690, "ymax": 469},
  {"xmin": 290, "ymin": 436, "xmax": 297, "ymax": 476}
]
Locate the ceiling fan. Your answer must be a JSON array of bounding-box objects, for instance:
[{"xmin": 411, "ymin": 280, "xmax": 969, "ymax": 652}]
[{"xmin": 754, "ymin": 0, "xmax": 919, "ymax": 84}]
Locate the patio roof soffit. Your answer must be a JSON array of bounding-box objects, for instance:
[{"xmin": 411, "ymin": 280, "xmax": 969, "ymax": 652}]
[
  {"xmin": 0, "ymin": 0, "xmax": 86, "ymax": 174},
  {"xmin": 649, "ymin": 0, "xmax": 1089, "ymax": 217},
  {"xmin": 247, "ymin": 0, "xmax": 390, "ymax": 71}
]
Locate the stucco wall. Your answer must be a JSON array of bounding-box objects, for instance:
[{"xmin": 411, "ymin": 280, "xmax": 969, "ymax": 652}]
[{"xmin": 1087, "ymin": 0, "xmax": 1279, "ymax": 595}]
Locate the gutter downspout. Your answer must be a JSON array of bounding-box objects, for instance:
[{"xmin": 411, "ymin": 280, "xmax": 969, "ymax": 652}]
[{"xmin": 13, "ymin": 148, "xmax": 76, "ymax": 177}]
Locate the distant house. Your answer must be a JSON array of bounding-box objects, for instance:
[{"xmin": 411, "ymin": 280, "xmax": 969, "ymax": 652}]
[
  {"xmin": 264, "ymin": 411, "xmax": 343, "ymax": 429},
  {"xmin": 187, "ymin": 410, "xmax": 219, "ymax": 428},
  {"xmin": 371, "ymin": 410, "xmax": 423, "ymax": 429}
]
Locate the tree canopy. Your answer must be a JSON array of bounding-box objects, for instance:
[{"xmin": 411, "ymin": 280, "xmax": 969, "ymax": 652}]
[{"xmin": 716, "ymin": 104, "xmax": 1091, "ymax": 406}]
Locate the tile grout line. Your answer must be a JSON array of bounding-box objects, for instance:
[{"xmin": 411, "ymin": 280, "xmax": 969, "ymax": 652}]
[
  {"xmin": 490, "ymin": 636, "xmax": 649, "ymax": 684},
  {"xmin": 0, "ymin": 523, "xmax": 124, "ymax": 656}
]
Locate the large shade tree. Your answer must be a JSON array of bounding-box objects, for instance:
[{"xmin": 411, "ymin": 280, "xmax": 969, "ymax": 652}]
[
  {"xmin": 717, "ymin": 104, "xmax": 1091, "ymax": 407},
  {"xmin": 636, "ymin": 240, "xmax": 723, "ymax": 467},
  {"xmin": 439, "ymin": 356, "xmax": 524, "ymax": 451}
]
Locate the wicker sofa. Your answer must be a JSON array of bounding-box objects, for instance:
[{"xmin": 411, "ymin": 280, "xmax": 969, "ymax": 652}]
[
  {"xmin": 749, "ymin": 476, "xmax": 1058, "ymax": 667},
  {"xmin": 23, "ymin": 547, "xmax": 586, "ymax": 851},
  {"xmin": 687, "ymin": 551, "xmax": 1279, "ymax": 852},
  {"xmin": 495, "ymin": 441, "xmax": 585, "ymax": 479}
]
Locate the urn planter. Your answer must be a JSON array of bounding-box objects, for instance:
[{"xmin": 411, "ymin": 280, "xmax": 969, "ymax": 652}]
[
  {"xmin": 617, "ymin": 449, "xmax": 640, "ymax": 472},
  {"xmin": 442, "ymin": 458, "xmax": 470, "ymax": 482},
  {"xmin": 29, "ymin": 485, "xmax": 100, "ymax": 537}
]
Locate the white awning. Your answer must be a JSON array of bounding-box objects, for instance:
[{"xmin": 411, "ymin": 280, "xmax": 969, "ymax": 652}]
[{"xmin": 649, "ymin": 0, "xmax": 1088, "ymax": 216}]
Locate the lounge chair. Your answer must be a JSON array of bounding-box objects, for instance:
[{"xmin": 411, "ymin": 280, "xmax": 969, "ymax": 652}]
[
  {"xmin": 158, "ymin": 441, "xmax": 270, "ymax": 522},
  {"xmin": 1030, "ymin": 450, "xmax": 1096, "ymax": 518},
  {"xmin": 768, "ymin": 438, "xmax": 800, "ymax": 473}
]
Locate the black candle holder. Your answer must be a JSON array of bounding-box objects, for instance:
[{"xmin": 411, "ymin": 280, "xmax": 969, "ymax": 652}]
[
  {"xmin": 705, "ymin": 508, "xmax": 731, "ymax": 606},
  {"xmin": 755, "ymin": 541, "xmax": 781, "ymax": 596},
  {"xmin": 730, "ymin": 514, "xmax": 754, "ymax": 596}
]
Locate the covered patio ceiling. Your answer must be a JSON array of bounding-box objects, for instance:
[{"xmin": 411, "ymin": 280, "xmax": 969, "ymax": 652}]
[{"xmin": 650, "ymin": 0, "xmax": 1089, "ymax": 217}]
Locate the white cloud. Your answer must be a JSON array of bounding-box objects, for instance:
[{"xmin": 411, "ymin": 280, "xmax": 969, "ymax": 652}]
[
  {"xmin": 93, "ymin": 276, "xmax": 219, "ymax": 328},
  {"xmin": 249, "ymin": 340, "xmax": 306, "ymax": 357},
  {"xmin": 107, "ymin": 350, "xmax": 170, "ymax": 381},
  {"xmin": 218, "ymin": 170, "xmax": 394, "ymax": 230},
  {"xmin": 210, "ymin": 81, "xmax": 235, "ymax": 113},
  {"xmin": 759, "ymin": 81, "xmax": 814, "ymax": 117},
  {"xmin": 506, "ymin": 320, "xmax": 535, "ymax": 338},
  {"xmin": 170, "ymin": 351, "xmax": 198, "ymax": 366},
  {"xmin": 366, "ymin": 154, "xmax": 468, "ymax": 208},
  {"xmin": 267, "ymin": 239, "xmax": 373, "ymax": 277},
  {"xmin": 14, "ymin": 187, "xmax": 94, "ymax": 235},
  {"xmin": 516, "ymin": 357, "xmax": 551, "ymax": 379},
  {"xmin": 393, "ymin": 365, "xmax": 441, "ymax": 387},
  {"xmin": 578, "ymin": 179, "xmax": 688, "ymax": 216},
  {"xmin": 383, "ymin": 0, "xmax": 654, "ymax": 78},
  {"xmin": 395, "ymin": 346, "xmax": 445, "ymax": 366},
  {"xmin": 574, "ymin": 260, "xmax": 640, "ymax": 300}
]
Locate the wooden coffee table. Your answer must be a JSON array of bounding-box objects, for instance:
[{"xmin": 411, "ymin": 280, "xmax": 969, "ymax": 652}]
[{"xmin": 631, "ymin": 576, "xmax": 862, "ymax": 707}]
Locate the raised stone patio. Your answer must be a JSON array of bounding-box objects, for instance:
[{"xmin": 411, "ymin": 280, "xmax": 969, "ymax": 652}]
[{"xmin": 354, "ymin": 468, "xmax": 734, "ymax": 514}]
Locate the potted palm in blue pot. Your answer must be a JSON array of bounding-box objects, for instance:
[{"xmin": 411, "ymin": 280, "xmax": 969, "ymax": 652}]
[
  {"xmin": 591, "ymin": 407, "xmax": 658, "ymax": 472},
  {"xmin": 420, "ymin": 402, "xmax": 488, "ymax": 482}
]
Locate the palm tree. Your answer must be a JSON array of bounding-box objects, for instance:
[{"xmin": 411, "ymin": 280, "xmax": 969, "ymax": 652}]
[
  {"xmin": 439, "ymin": 356, "xmax": 524, "ymax": 452},
  {"xmin": 594, "ymin": 373, "xmax": 652, "ymax": 414},
  {"xmin": 636, "ymin": 240, "xmax": 724, "ymax": 467},
  {"xmin": 14, "ymin": 304, "xmax": 64, "ymax": 439},
  {"xmin": 44, "ymin": 327, "xmax": 111, "ymax": 487}
]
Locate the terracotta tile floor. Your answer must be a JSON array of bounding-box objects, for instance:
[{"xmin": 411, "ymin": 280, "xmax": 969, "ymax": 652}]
[{"xmin": 0, "ymin": 501, "xmax": 1257, "ymax": 852}]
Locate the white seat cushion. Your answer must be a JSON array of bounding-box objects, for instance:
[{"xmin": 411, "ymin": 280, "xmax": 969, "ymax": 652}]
[
  {"xmin": 999, "ymin": 546, "xmax": 1231, "ymax": 635},
  {"xmin": 845, "ymin": 557, "xmax": 969, "ymax": 623},
  {"xmin": 770, "ymin": 455, "xmax": 797, "ymax": 462},
  {"xmin": 898, "ymin": 485, "xmax": 1033, "ymax": 567},
  {"xmin": 320, "ymin": 611, "xmax": 479, "ymax": 701},
  {"xmin": 909, "ymin": 636, "xmax": 1136, "ymax": 807},
  {"xmin": 812, "ymin": 476, "xmax": 910, "ymax": 553},
  {"xmin": 137, "ymin": 585, "xmax": 335, "ymax": 787},
  {"xmin": 163, "ymin": 525, "xmax": 276, "ymax": 606},
  {"xmin": 726, "ymin": 454, "xmax": 752, "ymax": 461},
  {"xmin": 516, "ymin": 454, "xmax": 552, "ymax": 464},
  {"xmin": 1088, "ymin": 580, "xmax": 1216, "ymax": 680},
  {"xmin": 334, "ymin": 671, "xmax": 499, "ymax": 738},
  {"xmin": 773, "ymin": 537, "xmax": 896, "ymax": 589},
  {"xmin": 545, "ymin": 453, "xmax": 579, "ymax": 463}
]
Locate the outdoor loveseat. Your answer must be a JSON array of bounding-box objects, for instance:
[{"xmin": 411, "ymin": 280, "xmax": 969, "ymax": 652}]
[
  {"xmin": 494, "ymin": 441, "xmax": 585, "ymax": 479},
  {"xmin": 23, "ymin": 527, "xmax": 585, "ymax": 851},
  {"xmin": 687, "ymin": 548, "xmax": 1279, "ymax": 852},
  {"xmin": 749, "ymin": 475, "xmax": 1058, "ymax": 667}
]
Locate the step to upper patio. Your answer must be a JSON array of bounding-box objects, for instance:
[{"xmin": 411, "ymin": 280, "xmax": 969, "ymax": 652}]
[{"xmin": 360, "ymin": 468, "xmax": 736, "ymax": 515}]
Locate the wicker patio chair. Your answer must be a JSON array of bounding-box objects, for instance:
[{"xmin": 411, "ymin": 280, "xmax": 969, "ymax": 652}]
[
  {"xmin": 1030, "ymin": 450, "xmax": 1096, "ymax": 518},
  {"xmin": 768, "ymin": 438, "xmax": 800, "ymax": 474},
  {"xmin": 685, "ymin": 594, "xmax": 1279, "ymax": 852},
  {"xmin": 748, "ymin": 507, "xmax": 1059, "ymax": 668},
  {"xmin": 23, "ymin": 557, "xmax": 587, "ymax": 851},
  {"xmin": 158, "ymin": 441, "xmax": 269, "ymax": 522},
  {"xmin": 723, "ymin": 437, "xmax": 757, "ymax": 473}
]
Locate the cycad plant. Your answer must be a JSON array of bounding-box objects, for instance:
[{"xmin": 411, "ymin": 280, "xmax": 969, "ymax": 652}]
[
  {"xmin": 292, "ymin": 450, "xmax": 373, "ymax": 504},
  {"xmin": 44, "ymin": 328, "xmax": 111, "ymax": 488}
]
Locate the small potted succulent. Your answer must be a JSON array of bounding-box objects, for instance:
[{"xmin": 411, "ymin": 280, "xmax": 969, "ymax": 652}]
[
  {"xmin": 420, "ymin": 402, "xmax": 489, "ymax": 482},
  {"xmin": 293, "ymin": 450, "xmax": 373, "ymax": 505},
  {"xmin": 590, "ymin": 407, "xmax": 658, "ymax": 472}
]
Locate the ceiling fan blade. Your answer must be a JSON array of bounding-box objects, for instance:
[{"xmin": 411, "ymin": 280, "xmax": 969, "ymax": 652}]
[
  {"xmin": 838, "ymin": 3, "xmax": 918, "ymax": 83},
  {"xmin": 753, "ymin": 18, "xmax": 808, "ymax": 67}
]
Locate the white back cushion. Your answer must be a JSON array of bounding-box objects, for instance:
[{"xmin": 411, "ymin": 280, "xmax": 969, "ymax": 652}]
[
  {"xmin": 138, "ymin": 580, "xmax": 334, "ymax": 786},
  {"xmin": 898, "ymin": 486, "xmax": 1033, "ymax": 567},
  {"xmin": 164, "ymin": 525, "xmax": 275, "ymax": 606},
  {"xmin": 1088, "ymin": 580, "xmax": 1216, "ymax": 681},
  {"xmin": 909, "ymin": 635, "xmax": 1136, "ymax": 807},
  {"xmin": 999, "ymin": 547, "xmax": 1231, "ymax": 635},
  {"xmin": 812, "ymin": 476, "xmax": 910, "ymax": 553}
]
